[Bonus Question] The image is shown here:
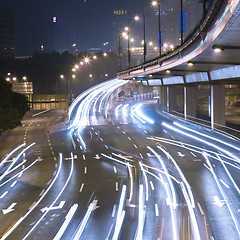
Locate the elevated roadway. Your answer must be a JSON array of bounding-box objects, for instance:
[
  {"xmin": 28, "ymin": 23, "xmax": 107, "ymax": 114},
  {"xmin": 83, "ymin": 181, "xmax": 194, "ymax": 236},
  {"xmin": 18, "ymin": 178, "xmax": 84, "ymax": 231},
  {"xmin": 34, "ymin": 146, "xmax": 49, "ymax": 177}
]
[{"xmin": 117, "ymin": 0, "xmax": 240, "ymax": 129}]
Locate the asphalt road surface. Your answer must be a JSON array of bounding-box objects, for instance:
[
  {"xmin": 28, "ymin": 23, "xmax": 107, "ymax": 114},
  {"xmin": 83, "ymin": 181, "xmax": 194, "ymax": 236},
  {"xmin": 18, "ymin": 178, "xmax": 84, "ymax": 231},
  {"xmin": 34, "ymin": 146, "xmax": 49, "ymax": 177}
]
[{"xmin": 1, "ymin": 82, "xmax": 240, "ymax": 240}]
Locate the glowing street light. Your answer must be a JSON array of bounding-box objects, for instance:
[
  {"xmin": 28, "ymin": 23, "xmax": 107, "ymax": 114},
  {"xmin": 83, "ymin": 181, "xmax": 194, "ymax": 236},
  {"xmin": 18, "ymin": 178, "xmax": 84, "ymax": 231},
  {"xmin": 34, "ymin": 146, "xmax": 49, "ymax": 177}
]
[
  {"xmin": 103, "ymin": 52, "xmax": 107, "ymax": 57},
  {"xmin": 13, "ymin": 77, "xmax": 17, "ymax": 81},
  {"xmin": 60, "ymin": 75, "xmax": 64, "ymax": 79},
  {"xmin": 23, "ymin": 76, "xmax": 27, "ymax": 81},
  {"xmin": 93, "ymin": 55, "xmax": 97, "ymax": 60},
  {"xmin": 72, "ymin": 74, "xmax": 76, "ymax": 79},
  {"xmin": 89, "ymin": 74, "xmax": 93, "ymax": 78},
  {"xmin": 84, "ymin": 57, "xmax": 90, "ymax": 63}
]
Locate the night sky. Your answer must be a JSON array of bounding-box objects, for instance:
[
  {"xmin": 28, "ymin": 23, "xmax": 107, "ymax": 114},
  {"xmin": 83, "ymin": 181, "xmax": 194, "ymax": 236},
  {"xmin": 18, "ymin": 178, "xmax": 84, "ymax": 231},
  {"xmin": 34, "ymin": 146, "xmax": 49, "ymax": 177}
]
[{"xmin": 0, "ymin": 0, "xmax": 147, "ymax": 55}]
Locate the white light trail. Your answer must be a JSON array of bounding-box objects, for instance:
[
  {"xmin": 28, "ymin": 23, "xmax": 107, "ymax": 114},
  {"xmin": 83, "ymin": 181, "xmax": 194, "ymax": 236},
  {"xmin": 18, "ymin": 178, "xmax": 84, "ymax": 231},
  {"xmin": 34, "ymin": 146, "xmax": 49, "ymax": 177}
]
[
  {"xmin": 0, "ymin": 143, "xmax": 25, "ymax": 169},
  {"xmin": 217, "ymin": 154, "xmax": 240, "ymax": 195},
  {"xmin": 122, "ymin": 104, "xmax": 129, "ymax": 117},
  {"xmin": 127, "ymin": 163, "xmax": 134, "ymax": 202},
  {"xmin": 174, "ymin": 122, "xmax": 240, "ymax": 151},
  {"xmin": 1, "ymin": 154, "xmax": 63, "ymax": 240},
  {"xmin": 180, "ymin": 182, "xmax": 201, "ymax": 240},
  {"xmin": 162, "ymin": 122, "xmax": 240, "ymax": 163},
  {"xmin": 203, "ymin": 153, "xmax": 240, "ymax": 237},
  {"xmin": 158, "ymin": 146, "xmax": 195, "ymax": 208},
  {"xmin": 147, "ymin": 146, "xmax": 178, "ymax": 240},
  {"xmin": 53, "ymin": 204, "xmax": 78, "ymax": 240},
  {"xmin": 0, "ymin": 142, "xmax": 36, "ymax": 182},
  {"xmin": 112, "ymin": 185, "xmax": 127, "ymax": 240},
  {"xmin": 22, "ymin": 153, "xmax": 74, "ymax": 240},
  {"xmin": 115, "ymin": 104, "xmax": 123, "ymax": 117},
  {"xmin": 135, "ymin": 184, "xmax": 145, "ymax": 240},
  {"xmin": 139, "ymin": 162, "xmax": 149, "ymax": 202},
  {"xmin": 131, "ymin": 103, "xmax": 154, "ymax": 124},
  {"xmin": 73, "ymin": 201, "xmax": 96, "ymax": 240},
  {"xmin": 147, "ymin": 146, "xmax": 177, "ymax": 209}
]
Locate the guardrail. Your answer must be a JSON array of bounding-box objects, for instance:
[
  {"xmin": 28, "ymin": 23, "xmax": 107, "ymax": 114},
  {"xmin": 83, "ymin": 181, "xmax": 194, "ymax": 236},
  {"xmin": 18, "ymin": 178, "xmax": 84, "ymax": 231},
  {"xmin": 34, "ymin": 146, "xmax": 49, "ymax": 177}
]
[{"xmin": 117, "ymin": 0, "xmax": 227, "ymax": 78}]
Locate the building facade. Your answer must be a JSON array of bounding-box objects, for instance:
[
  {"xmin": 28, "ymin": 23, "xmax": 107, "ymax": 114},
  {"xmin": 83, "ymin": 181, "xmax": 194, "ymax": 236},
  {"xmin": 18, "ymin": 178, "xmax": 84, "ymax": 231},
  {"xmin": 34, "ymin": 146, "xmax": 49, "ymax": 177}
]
[{"xmin": 0, "ymin": 7, "xmax": 15, "ymax": 59}]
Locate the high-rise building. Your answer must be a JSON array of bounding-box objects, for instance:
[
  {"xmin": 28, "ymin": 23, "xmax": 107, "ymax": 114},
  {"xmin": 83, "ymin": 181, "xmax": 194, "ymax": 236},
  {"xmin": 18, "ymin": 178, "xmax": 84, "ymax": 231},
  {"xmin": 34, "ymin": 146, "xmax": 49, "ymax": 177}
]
[
  {"xmin": 0, "ymin": 7, "xmax": 15, "ymax": 59},
  {"xmin": 112, "ymin": 9, "xmax": 128, "ymax": 51}
]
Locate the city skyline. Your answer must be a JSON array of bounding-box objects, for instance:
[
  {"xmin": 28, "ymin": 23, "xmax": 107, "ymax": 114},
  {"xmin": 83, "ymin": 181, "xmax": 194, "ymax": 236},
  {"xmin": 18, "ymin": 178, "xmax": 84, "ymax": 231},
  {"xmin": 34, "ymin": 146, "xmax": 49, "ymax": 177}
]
[{"xmin": 0, "ymin": 0, "xmax": 203, "ymax": 56}]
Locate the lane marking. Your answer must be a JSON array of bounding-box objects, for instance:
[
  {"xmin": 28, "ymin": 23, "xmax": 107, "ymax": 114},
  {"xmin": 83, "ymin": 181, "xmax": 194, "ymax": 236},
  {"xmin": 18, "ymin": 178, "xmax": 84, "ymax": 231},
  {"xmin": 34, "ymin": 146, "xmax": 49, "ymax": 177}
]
[
  {"xmin": 84, "ymin": 167, "xmax": 87, "ymax": 174},
  {"xmin": 155, "ymin": 203, "xmax": 159, "ymax": 217},
  {"xmin": 112, "ymin": 204, "xmax": 116, "ymax": 217},
  {"xmin": 116, "ymin": 182, "xmax": 119, "ymax": 191},
  {"xmin": 83, "ymin": 155, "xmax": 86, "ymax": 160},
  {"xmin": 197, "ymin": 202, "xmax": 204, "ymax": 215},
  {"xmin": 39, "ymin": 189, "xmax": 45, "ymax": 197},
  {"xmin": 128, "ymin": 137, "xmax": 131, "ymax": 141},
  {"xmin": 220, "ymin": 179, "xmax": 230, "ymax": 188},
  {"xmin": 32, "ymin": 109, "xmax": 49, "ymax": 117},
  {"xmin": 150, "ymin": 181, "xmax": 155, "ymax": 191},
  {"xmin": 134, "ymin": 144, "xmax": 138, "ymax": 149},
  {"xmin": 10, "ymin": 181, "xmax": 17, "ymax": 188},
  {"xmin": 0, "ymin": 191, "xmax": 8, "ymax": 199},
  {"xmin": 139, "ymin": 153, "xmax": 143, "ymax": 158},
  {"xmin": 79, "ymin": 183, "xmax": 84, "ymax": 192},
  {"xmin": 191, "ymin": 152, "xmax": 197, "ymax": 157},
  {"xmin": 113, "ymin": 166, "xmax": 117, "ymax": 173}
]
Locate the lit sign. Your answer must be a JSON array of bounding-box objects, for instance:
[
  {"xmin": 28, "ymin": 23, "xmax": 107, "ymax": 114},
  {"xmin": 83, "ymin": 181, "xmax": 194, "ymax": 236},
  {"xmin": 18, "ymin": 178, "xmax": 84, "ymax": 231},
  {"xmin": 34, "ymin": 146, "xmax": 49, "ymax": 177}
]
[{"xmin": 52, "ymin": 17, "xmax": 57, "ymax": 23}]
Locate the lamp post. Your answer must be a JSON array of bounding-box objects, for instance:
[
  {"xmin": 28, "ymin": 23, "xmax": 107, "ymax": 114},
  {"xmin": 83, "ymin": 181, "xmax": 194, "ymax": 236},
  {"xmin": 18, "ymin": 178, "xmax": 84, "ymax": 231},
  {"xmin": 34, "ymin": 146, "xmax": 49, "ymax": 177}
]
[
  {"xmin": 143, "ymin": 5, "xmax": 146, "ymax": 63},
  {"xmin": 152, "ymin": 0, "xmax": 162, "ymax": 57},
  {"xmin": 180, "ymin": 0, "xmax": 184, "ymax": 44},
  {"xmin": 127, "ymin": 28, "xmax": 130, "ymax": 69},
  {"xmin": 118, "ymin": 34, "xmax": 122, "ymax": 71},
  {"xmin": 157, "ymin": 0, "xmax": 161, "ymax": 57},
  {"xmin": 124, "ymin": 16, "xmax": 139, "ymax": 69}
]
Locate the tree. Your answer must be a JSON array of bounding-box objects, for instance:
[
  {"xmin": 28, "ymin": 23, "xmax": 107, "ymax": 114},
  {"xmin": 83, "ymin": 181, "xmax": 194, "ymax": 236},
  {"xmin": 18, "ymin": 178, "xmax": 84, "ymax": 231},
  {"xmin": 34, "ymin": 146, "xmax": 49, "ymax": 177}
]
[{"xmin": 0, "ymin": 77, "xmax": 29, "ymax": 133}]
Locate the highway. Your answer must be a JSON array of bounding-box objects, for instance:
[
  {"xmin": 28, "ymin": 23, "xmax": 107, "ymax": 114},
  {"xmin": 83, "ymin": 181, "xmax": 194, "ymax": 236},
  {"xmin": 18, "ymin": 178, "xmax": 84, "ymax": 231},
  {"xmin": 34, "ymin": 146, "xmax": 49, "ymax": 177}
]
[{"xmin": 0, "ymin": 79, "xmax": 240, "ymax": 240}]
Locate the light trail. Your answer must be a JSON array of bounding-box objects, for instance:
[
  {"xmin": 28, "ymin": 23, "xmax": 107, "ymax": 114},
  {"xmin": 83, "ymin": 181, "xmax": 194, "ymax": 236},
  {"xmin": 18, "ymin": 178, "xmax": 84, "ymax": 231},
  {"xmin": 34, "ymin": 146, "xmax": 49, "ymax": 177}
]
[
  {"xmin": 122, "ymin": 104, "xmax": 129, "ymax": 117},
  {"xmin": 139, "ymin": 162, "xmax": 149, "ymax": 202},
  {"xmin": 115, "ymin": 104, "xmax": 123, "ymax": 117},
  {"xmin": 147, "ymin": 146, "xmax": 177, "ymax": 209},
  {"xmin": 180, "ymin": 182, "xmax": 201, "ymax": 240},
  {"xmin": 53, "ymin": 204, "xmax": 78, "ymax": 240},
  {"xmin": 101, "ymin": 153, "xmax": 134, "ymax": 167},
  {"xmin": 174, "ymin": 122, "xmax": 240, "ymax": 151},
  {"xmin": 203, "ymin": 152, "xmax": 240, "ymax": 237},
  {"xmin": 1, "ymin": 154, "xmax": 63, "ymax": 240},
  {"xmin": 147, "ymin": 146, "xmax": 178, "ymax": 240},
  {"xmin": 0, "ymin": 159, "xmax": 38, "ymax": 188},
  {"xmin": 0, "ymin": 143, "xmax": 26, "ymax": 169},
  {"xmin": 135, "ymin": 184, "xmax": 145, "ymax": 240},
  {"xmin": 217, "ymin": 154, "xmax": 240, "ymax": 195},
  {"xmin": 73, "ymin": 200, "xmax": 96, "ymax": 240},
  {"xmin": 162, "ymin": 122, "xmax": 240, "ymax": 163},
  {"xmin": 158, "ymin": 146, "xmax": 195, "ymax": 208},
  {"xmin": 22, "ymin": 153, "xmax": 74, "ymax": 240},
  {"xmin": 112, "ymin": 185, "xmax": 127, "ymax": 240},
  {"xmin": 0, "ymin": 142, "xmax": 36, "ymax": 182},
  {"xmin": 131, "ymin": 103, "xmax": 154, "ymax": 124},
  {"xmin": 127, "ymin": 163, "xmax": 134, "ymax": 202}
]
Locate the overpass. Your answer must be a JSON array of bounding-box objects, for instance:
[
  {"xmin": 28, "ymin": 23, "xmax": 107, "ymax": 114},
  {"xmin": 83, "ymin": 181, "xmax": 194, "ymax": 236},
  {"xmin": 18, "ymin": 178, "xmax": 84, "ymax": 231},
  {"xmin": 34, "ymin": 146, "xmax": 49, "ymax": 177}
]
[{"xmin": 117, "ymin": 0, "xmax": 240, "ymax": 129}]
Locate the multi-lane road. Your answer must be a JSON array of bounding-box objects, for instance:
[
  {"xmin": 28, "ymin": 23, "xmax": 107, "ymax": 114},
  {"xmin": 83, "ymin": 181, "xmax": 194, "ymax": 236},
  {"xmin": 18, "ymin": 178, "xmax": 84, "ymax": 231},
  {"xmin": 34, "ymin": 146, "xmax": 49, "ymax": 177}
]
[{"xmin": 0, "ymin": 79, "xmax": 240, "ymax": 240}]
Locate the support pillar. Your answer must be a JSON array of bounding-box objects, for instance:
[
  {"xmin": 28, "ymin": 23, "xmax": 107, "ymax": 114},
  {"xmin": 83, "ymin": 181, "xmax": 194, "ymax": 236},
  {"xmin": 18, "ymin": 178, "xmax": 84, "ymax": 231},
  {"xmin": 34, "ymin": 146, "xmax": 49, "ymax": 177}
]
[
  {"xmin": 159, "ymin": 86, "xmax": 167, "ymax": 111},
  {"xmin": 168, "ymin": 86, "xmax": 177, "ymax": 113},
  {"xmin": 184, "ymin": 86, "xmax": 197, "ymax": 119},
  {"xmin": 211, "ymin": 84, "xmax": 225, "ymax": 129}
]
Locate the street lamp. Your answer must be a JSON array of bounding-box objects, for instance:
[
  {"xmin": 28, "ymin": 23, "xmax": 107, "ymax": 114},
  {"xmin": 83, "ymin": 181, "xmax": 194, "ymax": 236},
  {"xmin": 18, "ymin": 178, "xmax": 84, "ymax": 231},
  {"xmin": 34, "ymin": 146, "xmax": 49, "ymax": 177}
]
[{"xmin": 125, "ymin": 16, "xmax": 140, "ymax": 68}]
